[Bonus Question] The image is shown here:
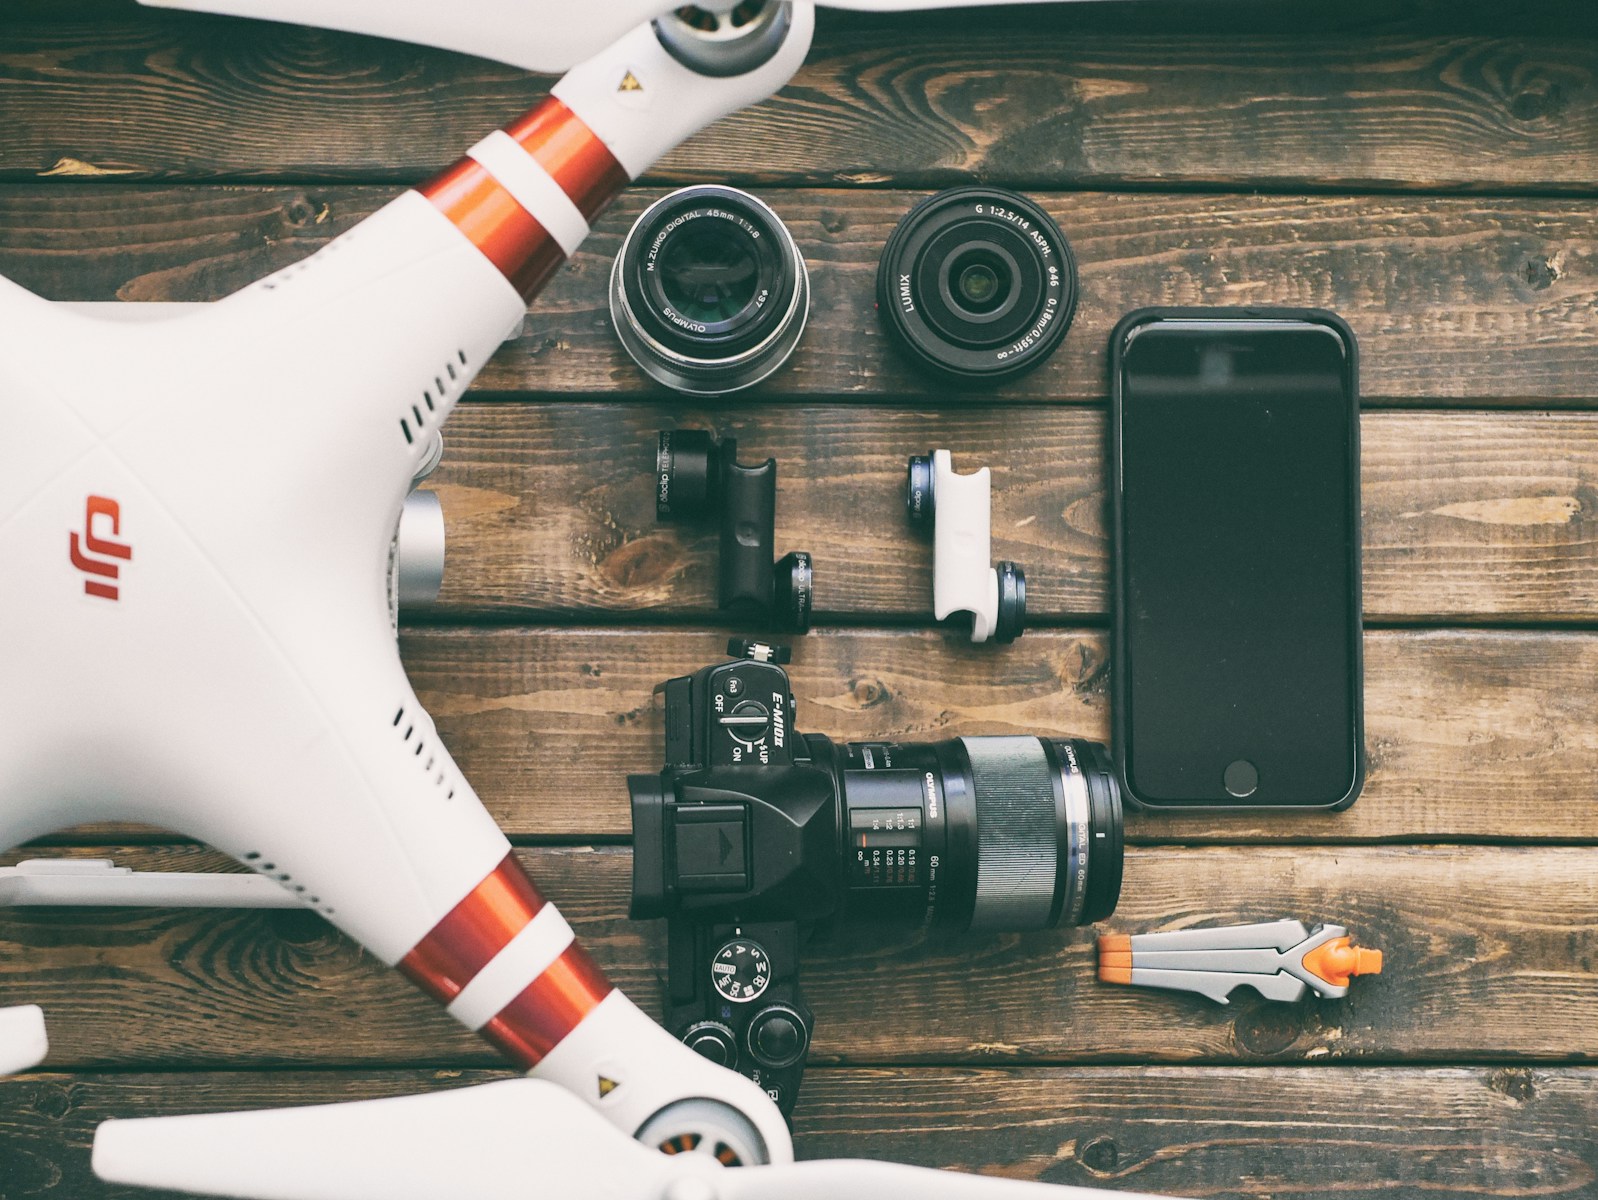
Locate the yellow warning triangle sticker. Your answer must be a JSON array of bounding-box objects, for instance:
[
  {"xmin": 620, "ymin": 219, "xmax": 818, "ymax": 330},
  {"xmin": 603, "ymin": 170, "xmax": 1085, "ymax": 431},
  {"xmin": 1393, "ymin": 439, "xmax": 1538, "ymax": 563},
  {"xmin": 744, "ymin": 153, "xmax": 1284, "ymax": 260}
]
[
  {"xmin": 598, "ymin": 1075, "xmax": 620, "ymax": 1098},
  {"xmin": 618, "ymin": 72, "xmax": 643, "ymax": 93}
]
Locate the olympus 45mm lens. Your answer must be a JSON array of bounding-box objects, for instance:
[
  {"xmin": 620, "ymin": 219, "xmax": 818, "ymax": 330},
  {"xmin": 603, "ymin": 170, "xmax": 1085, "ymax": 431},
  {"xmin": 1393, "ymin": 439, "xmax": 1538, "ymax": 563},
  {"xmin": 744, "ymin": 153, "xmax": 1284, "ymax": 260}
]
[
  {"xmin": 877, "ymin": 186, "xmax": 1078, "ymax": 383},
  {"xmin": 611, "ymin": 185, "xmax": 809, "ymax": 396}
]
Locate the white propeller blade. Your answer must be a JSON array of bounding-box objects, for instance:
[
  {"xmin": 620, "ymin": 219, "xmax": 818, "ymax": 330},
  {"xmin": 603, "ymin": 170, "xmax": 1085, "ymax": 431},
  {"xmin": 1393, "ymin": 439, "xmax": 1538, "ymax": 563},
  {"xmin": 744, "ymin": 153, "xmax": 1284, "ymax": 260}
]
[
  {"xmin": 0, "ymin": 1005, "xmax": 48, "ymax": 1076},
  {"xmin": 722, "ymin": 1162, "xmax": 1182, "ymax": 1200},
  {"xmin": 93, "ymin": 1075, "xmax": 1183, "ymax": 1200},
  {"xmin": 92, "ymin": 1078, "xmax": 675, "ymax": 1200},
  {"xmin": 135, "ymin": 0, "xmax": 1117, "ymax": 74},
  {"xmin": 134, "ymin": 0, "xmax": 676, "ymax": 73}
]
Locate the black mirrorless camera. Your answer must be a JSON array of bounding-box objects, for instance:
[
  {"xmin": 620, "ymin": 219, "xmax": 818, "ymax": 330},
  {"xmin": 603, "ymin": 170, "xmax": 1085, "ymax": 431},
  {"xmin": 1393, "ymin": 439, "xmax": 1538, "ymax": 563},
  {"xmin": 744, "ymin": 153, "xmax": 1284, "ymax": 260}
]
[{"xmin": 629, "ymin": 641, "xmax": 1124, "ymax": 1118}]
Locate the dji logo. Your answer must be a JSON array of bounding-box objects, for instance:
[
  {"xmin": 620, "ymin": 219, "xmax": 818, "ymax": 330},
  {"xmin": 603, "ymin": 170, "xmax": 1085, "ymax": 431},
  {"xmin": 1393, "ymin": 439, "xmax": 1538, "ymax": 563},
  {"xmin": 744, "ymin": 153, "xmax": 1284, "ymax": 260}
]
[{"xmin": 69, "ymin": 495, "xmax": 132, "ymax": 601}]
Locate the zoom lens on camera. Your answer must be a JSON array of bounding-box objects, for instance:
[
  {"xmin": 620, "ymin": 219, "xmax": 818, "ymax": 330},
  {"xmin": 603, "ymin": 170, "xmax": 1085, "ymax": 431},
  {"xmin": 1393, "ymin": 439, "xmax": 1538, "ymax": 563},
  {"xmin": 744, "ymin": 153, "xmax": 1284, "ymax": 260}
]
[
  {"xmin": 877, "ymin": 186, "xmax": 1078, "ymax": 383},
  {"xmin": 612, "ymin": 185, "xmax": 809, "ymax": 396}
]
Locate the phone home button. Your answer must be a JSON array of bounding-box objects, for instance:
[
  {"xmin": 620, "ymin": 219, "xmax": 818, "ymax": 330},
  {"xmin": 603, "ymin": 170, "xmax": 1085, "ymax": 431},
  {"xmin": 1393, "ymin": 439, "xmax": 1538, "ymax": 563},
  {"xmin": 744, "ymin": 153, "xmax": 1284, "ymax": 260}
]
[{"xmin": 1224, "ymin": 759, "xmax": 1258, "ymax": 799}]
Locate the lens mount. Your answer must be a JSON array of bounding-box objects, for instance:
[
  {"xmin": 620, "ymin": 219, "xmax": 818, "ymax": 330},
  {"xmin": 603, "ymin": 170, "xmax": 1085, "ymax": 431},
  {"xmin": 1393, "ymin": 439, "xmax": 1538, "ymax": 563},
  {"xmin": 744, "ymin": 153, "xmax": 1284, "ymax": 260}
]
[
  {"xmin": 612, "ymin": 185, "xmax": 809, "ymax": 396},
  {"xmin": 877, "ymin": 186, "xmax": 1077, "ymax": 383}
]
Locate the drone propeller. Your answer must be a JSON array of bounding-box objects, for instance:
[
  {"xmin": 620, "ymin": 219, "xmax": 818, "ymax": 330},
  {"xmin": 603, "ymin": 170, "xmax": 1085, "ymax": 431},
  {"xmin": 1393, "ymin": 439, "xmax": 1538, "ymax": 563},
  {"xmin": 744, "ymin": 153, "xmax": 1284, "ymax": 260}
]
[
  {"xmin": 135, "ymin": 0, "xmax": 1071, "ymax": 74},
  {"xmin": 94, "ymin": 1078, "xmax": 1179, "ymax": 1200},
  {"xmin": 0, "ymin": 1005, "xmax": 48, "ymax": 1076}
]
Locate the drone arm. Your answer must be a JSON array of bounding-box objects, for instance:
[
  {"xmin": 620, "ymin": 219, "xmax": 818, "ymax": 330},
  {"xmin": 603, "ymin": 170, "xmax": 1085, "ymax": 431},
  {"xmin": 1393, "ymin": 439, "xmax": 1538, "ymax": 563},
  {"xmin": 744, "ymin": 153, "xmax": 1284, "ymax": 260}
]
[
  {"xmin": 393, "ymin": 851, "xmax": 791, "ymax": 1162},
  {"xmin": 409, "ymin": 8, "xmax": 814, "ymax": 308}
]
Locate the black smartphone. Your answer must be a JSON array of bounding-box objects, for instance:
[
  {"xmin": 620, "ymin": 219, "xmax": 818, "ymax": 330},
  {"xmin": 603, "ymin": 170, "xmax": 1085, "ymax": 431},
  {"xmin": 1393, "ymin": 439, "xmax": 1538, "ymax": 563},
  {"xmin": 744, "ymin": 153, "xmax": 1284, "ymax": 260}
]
[{"xmin": 1110, "ymin": 309, "xmax": 1362, "ymax": 811}]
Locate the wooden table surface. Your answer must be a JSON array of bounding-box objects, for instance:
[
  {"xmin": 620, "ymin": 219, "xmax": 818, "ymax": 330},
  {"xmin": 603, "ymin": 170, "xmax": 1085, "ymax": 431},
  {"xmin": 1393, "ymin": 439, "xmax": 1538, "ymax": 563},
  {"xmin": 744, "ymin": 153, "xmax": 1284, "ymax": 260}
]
[{"xmin": 2, "ymin": 1, "xmax": 1596, "ymax": 1196}]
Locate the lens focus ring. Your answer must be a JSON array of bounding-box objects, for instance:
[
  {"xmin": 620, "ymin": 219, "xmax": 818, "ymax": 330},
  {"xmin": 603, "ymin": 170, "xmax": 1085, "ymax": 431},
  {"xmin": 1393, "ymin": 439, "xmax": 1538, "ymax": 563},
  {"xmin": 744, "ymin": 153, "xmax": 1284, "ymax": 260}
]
[{"xmin": 962, "ymin": 736, "xmax": 1060, "ymax": 931}]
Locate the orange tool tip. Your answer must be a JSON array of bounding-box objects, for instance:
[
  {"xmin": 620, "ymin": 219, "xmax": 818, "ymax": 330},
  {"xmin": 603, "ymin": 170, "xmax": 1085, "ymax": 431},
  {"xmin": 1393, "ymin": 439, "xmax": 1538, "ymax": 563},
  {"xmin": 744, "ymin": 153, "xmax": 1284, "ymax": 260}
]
[
  {"xmin": 1302, "ymin": 937, "xmax": 1383, "ymax": 988},
  {"xmin": 1097, "ymin": 935, "xmax": 1133, "ymax": 983}
]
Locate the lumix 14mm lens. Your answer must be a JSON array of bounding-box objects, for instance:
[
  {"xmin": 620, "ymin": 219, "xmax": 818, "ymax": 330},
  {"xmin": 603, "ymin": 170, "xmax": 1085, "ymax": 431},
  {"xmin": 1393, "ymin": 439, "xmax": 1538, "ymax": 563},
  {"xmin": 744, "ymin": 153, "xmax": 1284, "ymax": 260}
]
[
  {"xmin": 611, "ymin": 185, "xmax": 809, "ymax": 396},
  {"xmin": 877, "ymin": 186, "xmax": 1078, "ymax": 382}
]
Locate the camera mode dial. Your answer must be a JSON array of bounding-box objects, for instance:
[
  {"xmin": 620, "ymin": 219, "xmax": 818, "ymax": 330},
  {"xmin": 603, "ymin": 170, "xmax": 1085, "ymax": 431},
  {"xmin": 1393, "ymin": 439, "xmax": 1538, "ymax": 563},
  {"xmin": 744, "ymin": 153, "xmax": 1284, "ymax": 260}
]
[{"xmin": 712, "ymin": 937, "xmax": 772, "ymax": 1003}]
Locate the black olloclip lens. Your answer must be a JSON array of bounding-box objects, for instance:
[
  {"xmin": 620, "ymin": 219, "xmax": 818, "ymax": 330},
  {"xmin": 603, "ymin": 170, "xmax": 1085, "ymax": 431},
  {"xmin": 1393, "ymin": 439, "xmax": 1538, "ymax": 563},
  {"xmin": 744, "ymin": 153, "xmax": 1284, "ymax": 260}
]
[
  {"xmin": 877, "ymin": 186, "xmax": 1078, "ymax": 383},
  {"xmin": 612, "ymin": 185, "xmax": 809, "ymax": 396}
]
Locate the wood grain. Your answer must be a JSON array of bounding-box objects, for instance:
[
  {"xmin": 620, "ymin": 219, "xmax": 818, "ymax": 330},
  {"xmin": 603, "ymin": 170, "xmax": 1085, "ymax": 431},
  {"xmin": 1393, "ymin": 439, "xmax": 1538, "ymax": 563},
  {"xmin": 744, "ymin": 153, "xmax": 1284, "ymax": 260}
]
[
  {"xmin": 0, "ymin": 844, "xmax": 1593, "ymax": 1069},
  {"xmin": 29, "ymin": 626, "xmax": 1598, "ymax": 844},
  {"xmin": 394, "ymin": 627, "xmax": 1598, "ymax": 843},
  {"xmin": 0, "ymin": 16, "xmax": 1595, "ymax": 192},
  {"xmin": 1, "ymin": 1065, "xmax": 1594, "ymax": 1200},
  {"xmin": 1, "ymin": 186, "xmax": 1595, "ymax": 404},
  {"xmin": 399, "ymin": 406, "xmax": 1598, "ymax": 619}
]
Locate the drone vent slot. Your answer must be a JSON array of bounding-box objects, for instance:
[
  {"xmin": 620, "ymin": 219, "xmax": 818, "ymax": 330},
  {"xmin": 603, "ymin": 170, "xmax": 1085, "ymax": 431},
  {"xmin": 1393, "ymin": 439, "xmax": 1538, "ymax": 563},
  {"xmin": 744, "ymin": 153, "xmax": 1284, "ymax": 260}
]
[
  {"xmin": 400, "ymin": 418, "xmax": 414, "ymax": 446},
  {"xmin": 395, "ymin": 700, "xmax": 460, "ymax": 802},
  {"xmin": 241, "ymin": 850, "xmax": 336, "ymax": 917}
]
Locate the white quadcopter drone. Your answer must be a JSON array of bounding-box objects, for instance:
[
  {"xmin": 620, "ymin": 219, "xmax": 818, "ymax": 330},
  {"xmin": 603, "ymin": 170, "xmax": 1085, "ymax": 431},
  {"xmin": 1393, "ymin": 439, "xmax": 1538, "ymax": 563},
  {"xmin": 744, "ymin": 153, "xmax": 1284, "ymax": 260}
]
[{"xmin": 0, "ymin": 1, "xmax": 1181, "ymax": 1197}]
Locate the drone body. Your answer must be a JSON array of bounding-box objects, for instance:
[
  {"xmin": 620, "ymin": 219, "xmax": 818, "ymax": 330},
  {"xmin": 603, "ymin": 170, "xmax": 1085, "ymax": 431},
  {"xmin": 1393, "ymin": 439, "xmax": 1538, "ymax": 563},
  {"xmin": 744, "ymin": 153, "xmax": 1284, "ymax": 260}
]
[{"xmin": 1, "ymin": 5, "xmax": 812, "ymax": 1168}]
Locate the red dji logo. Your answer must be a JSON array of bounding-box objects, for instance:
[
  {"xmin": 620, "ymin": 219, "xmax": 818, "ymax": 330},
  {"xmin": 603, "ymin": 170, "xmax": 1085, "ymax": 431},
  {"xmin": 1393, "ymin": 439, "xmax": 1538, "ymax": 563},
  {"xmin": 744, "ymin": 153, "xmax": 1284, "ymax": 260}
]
[{"xmin": 69, "ymin": 495, "xmax": 132, "ymax": 601}]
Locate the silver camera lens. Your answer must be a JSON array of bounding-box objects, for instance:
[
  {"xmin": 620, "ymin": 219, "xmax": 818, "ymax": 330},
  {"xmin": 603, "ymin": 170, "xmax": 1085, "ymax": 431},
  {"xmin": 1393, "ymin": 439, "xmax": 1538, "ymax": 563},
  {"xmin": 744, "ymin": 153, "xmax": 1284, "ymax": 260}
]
[{"xmin": 610, "ymin": 185, "xmax": 809, "ymax": 396}]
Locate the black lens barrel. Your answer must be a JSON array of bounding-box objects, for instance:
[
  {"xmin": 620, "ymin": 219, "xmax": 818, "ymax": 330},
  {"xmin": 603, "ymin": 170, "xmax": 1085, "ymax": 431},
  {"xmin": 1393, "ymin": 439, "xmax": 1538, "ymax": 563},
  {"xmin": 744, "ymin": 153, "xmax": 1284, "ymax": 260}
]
[
  {"xmin": 837, "ymin": 735, "xmax": 1121, "ymax": 932},
  {"xmin": 877, "ymin": 186, "xmax": 1078, "ymax": 383}
]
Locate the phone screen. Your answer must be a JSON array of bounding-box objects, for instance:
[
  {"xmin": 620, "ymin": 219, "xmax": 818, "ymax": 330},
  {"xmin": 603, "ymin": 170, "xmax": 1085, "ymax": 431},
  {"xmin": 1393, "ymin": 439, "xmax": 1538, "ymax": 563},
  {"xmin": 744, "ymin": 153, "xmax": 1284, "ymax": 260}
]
[{"xmin": 1114, "ymin": 317, "xmax": 1361, "ymax": 807}]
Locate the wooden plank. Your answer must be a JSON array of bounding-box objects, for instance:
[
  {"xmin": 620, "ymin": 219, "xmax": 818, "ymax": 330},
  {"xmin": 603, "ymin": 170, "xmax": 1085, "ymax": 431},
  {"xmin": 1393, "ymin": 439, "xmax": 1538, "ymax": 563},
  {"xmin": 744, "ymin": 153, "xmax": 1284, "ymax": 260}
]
[
  {"xmin": 402, "ymin": 406, "xmax": 1598, "ymax": 619},
  {"xmin": 1, "ymin": 187, "xmax": 1595, "ymax": 404},
  {"xmin": 1, "ymin": 1065, "xmax": 1594, "ymax": 1200},
  {"xmin": 41, "ymin": 627, "xmax": 1590, "ymax": 844},
  {"xmin": 395, "ymin": 627, "xmax": 1598, "ymax": 843},
  {"xmin": 0, "ymin": 16, "xmax": 1595, "ymax": 192},
  {"xmin": 1, "ymin": 844, "xmax": 1594, "ymax": 1069}
]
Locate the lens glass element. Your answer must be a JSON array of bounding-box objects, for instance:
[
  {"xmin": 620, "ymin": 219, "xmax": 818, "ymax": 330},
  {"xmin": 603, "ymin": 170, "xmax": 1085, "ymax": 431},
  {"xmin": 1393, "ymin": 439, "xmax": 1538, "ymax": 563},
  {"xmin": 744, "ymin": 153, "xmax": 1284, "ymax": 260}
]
[
  {"xmin": 659, "ymin": 223, "xmax": 762, "ymax": 325},
  {"xmin": 952, "ymin": 253, "xmax": 1008, "ymax": 313}
]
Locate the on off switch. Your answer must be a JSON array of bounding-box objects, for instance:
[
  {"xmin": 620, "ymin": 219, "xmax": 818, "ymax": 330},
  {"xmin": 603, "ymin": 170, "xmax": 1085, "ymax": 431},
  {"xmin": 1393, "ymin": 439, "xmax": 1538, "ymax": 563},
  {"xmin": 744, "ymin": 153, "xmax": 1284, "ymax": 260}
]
[{"xmin": 720, "ymin": 698, "xmax": 771, "ymax": 745}]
